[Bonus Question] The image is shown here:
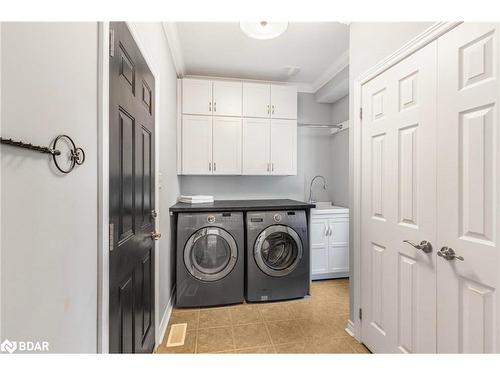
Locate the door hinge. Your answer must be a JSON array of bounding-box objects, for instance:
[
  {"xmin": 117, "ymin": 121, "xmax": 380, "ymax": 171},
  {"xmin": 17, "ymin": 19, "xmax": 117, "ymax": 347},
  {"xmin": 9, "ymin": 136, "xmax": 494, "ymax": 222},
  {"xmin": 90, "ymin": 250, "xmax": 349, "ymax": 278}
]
[
  {"xmin": 109, "ymin": 29, "xmax": 115, "ymax": 57},
  {"xmin": 359, "ymin": 308, "xmax": 363, "ymax": 320},
  {"xmin": 109, "ymin": 223, "xmax": 114, "ymax": 251},
  {"xmin": 359, "ymin": 107, "xmax": 363, "ymax": 120}
]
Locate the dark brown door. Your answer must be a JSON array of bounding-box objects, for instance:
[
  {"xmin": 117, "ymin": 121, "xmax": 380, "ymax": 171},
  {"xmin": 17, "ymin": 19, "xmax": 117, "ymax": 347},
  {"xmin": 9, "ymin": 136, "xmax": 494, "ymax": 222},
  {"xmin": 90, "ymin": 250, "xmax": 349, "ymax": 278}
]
[{"xmin": 109, "ymin": 22, "xmax": 155, "ymax": 354}]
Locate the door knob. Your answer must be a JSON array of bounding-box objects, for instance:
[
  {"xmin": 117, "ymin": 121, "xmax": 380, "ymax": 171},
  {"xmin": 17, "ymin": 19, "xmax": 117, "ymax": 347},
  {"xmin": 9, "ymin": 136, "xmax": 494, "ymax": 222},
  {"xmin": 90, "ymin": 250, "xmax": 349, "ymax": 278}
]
[
  {"xmin": 403, "ymin": 240, "xmax": 433, "ymax": 253},
  {"xmin": 437, "ymin": 247, "xmax": 464, "ymax": 261},
  {"xmin": 151, "ymin": 231, "xmax": 161, "ymax": 241}
]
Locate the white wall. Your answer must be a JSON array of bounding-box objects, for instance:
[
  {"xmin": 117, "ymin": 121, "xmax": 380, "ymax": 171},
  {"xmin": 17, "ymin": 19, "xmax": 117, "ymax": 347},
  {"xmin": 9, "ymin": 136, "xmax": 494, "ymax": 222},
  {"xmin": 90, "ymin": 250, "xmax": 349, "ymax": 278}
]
[
  {"xmin": 180, "ymin": 93, "xmax": 335, "ymax": 203},
  {"xmin": 129, "ymin": 23, "xmax": 180, "ymax": 334},
  {"xmin": 329, "ymin": 95, "xmax": 349, "ymax": 207},
  {"xmin": 348, "ymin": 22, "xmax": 434, "ymax": 326},
  {"xmin": 1, "ymin": 23, "xmax": 98, "ymax": 352}
]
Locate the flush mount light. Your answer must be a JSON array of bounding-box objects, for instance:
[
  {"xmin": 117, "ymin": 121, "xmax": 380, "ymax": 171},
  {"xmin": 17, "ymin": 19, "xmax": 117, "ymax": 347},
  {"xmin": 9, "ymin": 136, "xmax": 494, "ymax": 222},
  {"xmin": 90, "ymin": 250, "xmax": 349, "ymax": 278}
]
[{"xmin": 240, "ymin": 21, "xmax": 289, "ymax": 40}]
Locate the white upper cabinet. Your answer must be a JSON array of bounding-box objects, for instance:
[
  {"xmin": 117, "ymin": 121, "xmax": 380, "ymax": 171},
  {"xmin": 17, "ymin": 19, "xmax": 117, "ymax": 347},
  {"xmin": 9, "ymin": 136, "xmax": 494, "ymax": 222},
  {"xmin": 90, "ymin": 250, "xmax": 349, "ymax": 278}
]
[
  {"xmin": 242, "ymin": 82, "xmax": 271, "ymax": 118},
  {"xmin": 212, "ymin": 117, "xmax": 242, "ymax": 175},
  {"xmin": 242, "ymin": 118, "xmax": 270, "ymax": 175},
  {"xmin": 270, "ymin": 84, "xmax": 297, "ymax": 119},
  {"xmin": 270, "ymin": 119, "xmax": 297, "ymax": 175},
  {"xmin": 181, "ymin": 115, "xmax": 213, "ymax": 174},
  {"xmin": 182, "ymin": 78, "xmax": 212, "ymax": 115},
  {"xmin": 179, "ymin": 77, "xmax": 297, "ymax": 175},
  {"xmin": 212, "ymin": 81, "xmax": 242, "ymax": 117}
]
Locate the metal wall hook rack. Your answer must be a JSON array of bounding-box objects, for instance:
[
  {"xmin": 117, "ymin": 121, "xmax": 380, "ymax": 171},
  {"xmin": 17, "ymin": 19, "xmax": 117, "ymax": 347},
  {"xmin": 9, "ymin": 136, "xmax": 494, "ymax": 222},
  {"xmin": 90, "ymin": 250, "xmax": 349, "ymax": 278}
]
[{"xmin": 0, "ymin": 134, "xmax": 85, "ymax": 174}]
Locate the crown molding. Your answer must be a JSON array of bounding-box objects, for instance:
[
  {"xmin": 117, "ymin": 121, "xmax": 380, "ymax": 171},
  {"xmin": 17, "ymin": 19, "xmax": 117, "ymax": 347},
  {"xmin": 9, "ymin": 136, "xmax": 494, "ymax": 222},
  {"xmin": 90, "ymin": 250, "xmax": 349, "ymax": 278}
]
[
  {"xmin": 311, "ymin": 49, "xmax": 349, "ymax": 93},
  {"xmin": 162, "ymin": 22, "xmax": 185, "ymax": 77}
]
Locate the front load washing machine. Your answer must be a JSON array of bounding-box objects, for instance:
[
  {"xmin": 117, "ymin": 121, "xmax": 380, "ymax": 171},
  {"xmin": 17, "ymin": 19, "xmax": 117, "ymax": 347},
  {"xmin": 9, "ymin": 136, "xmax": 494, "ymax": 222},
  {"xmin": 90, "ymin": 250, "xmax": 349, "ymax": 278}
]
[
  {"xmin": 246, "ymin": 210, "xmax": 310, "ymax": 302},
  {"xmin": 176, "ymin": 212, "xmax": 244, "ymax": 307}
]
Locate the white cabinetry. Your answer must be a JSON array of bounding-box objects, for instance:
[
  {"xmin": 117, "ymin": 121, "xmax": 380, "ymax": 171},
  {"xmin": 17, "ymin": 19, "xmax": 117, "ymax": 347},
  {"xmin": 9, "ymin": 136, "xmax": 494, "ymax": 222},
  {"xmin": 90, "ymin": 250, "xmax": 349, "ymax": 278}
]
[
  {"xmin": 212, "ymin": 117, "xmax": 242, "ymax": 175},
  {"xmin": 310, "ymin": 206, "xmax": 349, "ymax": 280},
  {"xmin": 241, "ymin": 118, "xmax": 297, "ymax": 175},
  {"xmin": 182, "ymin": 78, "xmax": 242, "ymax": 117},
  {"xmin": 179, "ymin": 77, "xmax": 297, "ymax": 175},
  {"xmin": 242, "ymin": 83, "xmax": 270, "ymax": 118}
]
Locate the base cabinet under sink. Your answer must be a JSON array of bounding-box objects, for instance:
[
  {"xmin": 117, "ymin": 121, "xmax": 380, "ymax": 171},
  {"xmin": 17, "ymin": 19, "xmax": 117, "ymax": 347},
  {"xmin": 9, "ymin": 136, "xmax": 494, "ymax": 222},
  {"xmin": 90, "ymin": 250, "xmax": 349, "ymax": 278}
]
[{"xmin": 310, "ymin": 208, "xmax": 349, "ymax": 280}]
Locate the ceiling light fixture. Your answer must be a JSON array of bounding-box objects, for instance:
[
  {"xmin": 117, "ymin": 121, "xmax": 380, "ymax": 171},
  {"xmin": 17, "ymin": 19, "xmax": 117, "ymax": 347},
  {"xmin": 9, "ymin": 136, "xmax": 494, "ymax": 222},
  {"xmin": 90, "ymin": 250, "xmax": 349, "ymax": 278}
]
[{"xmin": 240, "ymin": 21, "xmax": 289, "ymax": 40}]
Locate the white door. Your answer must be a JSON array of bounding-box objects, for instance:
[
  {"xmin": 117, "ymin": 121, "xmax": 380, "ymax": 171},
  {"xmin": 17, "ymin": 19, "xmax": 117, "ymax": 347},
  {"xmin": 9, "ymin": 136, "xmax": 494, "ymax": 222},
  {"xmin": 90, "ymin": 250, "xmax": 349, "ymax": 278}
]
[
  {"xmin": 310, "ymin": 217, "xmax": 330, "ymax": 278},
  {"xmin": 182, "ymin": 78, "xmax": 213, "ymax": 115},
  {"xmin": 328, "ymin": 219, "xmax": 349, "ymax": 274},
  {"xmin": 361, "ymin": 41, "xmax": 438, "ymax": 353},
  {"xmin": 271, "ymin": 84, "xmax": 297, "ymax": 119},
  {"xmin": 242, "ymin": 118, "xmax": 270, "ymax": 175},
  {"xmin": 213, "ymin": 81, "xmax": 242, "ymax": 117},
  {"xmin": 181, "ymin": 115, "xmax": 213, "ymax": 174},
  {"xmin": 270, "ymin": 119, "xmax": 297, "ymax": 175},
  {"xmin": 212, "ymin": 117, "xmax": 242, "ymax": 175},
  {"xmin": 436, "ymin": 23, "xmax": 500, "ymax": 353},
  {"xmin": 243, "ymin": 82, "xmax": 271, "ymax": 118}
]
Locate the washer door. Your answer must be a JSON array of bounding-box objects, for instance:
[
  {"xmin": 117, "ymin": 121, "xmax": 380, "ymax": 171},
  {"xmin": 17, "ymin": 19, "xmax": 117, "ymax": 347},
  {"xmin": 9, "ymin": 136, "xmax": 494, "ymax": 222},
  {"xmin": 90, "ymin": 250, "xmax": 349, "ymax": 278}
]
[
  {"xmin": 184, "ymin": 227, "xmax": 238, "ymax": 282},
  {"xmin": 254, "ymin": 225, "xmax": 303, "ymax": 277}
]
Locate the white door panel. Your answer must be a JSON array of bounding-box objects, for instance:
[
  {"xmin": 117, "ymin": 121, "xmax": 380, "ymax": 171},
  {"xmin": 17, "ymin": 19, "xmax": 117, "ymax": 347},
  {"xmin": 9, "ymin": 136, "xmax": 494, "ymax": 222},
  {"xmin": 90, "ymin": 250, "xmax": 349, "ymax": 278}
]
[
  {"xmin": 311, "ymin": 218, "xmax": 330, "ymax": 276},
  {"xmin": 328, "ymin": 245, "xmax": 349, "ymax": 273},
  {"xmin": 436, "ymin": 23, "xmax": 500, "ymax": 353},
  {"xmin": 212, "ymin": 117, "xmax": 242, "ymax": 175},
  {"xmin": 270, "ymin": 119, "xmax": 297, "ymax": 175},
  {"xmin": 361, "ymin": 41, "xmax": 438, "ymax": 353},
  {"xmin": 243, "ymin": 82, "xmax": 270, "ymax": 118},
  {"xmin": 182, "ymin": 78, "xmax": 212, "ymax": 115},
  {"xmin": 182, "ymin": 115, "xmax": 212, "ymax": 174},
  {"xmin": 242, "ymin": 118, "xmax": 270, "ymax": 175},
  {"xmin": 271, "ymin": 84, "xmax": 297, "ymax": 119},
  {"xmin": 213, "ymin": 81, "xmax": 242, "ymax": 117}
]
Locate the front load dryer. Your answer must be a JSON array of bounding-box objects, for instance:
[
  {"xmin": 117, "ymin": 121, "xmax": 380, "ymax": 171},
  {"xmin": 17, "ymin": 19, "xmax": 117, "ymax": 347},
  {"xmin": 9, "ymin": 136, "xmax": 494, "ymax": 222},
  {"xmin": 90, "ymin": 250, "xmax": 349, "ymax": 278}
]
[
  {"xmin": 176, "ymin": 211, "xmax": 244, "ymax": 307},
  {"xmin": 246, "ymin": 210, "xmax": 310, "ymax": 302}
]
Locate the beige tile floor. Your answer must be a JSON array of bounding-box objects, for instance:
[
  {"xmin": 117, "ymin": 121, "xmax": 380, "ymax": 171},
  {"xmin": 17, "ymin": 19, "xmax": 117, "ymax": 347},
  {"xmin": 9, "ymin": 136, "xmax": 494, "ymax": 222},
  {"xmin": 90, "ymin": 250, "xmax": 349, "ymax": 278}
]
[{"xmin": 156, "ymin": 278, "xmax": 370, "ymax": 354}]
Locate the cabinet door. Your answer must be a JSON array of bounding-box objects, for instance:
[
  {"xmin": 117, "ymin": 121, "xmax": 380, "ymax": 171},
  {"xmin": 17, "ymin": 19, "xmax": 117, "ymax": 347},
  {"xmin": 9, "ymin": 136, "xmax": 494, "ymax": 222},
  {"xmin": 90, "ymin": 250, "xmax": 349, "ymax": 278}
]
[
  {"xmin": 270, "ymin": 119, "xmax": 297, "ymax": 175},
  {"xmin": 242, "ymin": 118, "xmax": 270, "ymax": 175},
  {"xmin": 310, "ymin": 218, "xmax": 330, "ymax": 278},
  {"xmin": 212, "ymin": 117, "xmax": 242, "ymax": 175},
  {"xmin": 182, "ymin": 78, "xmax": 212, "ymax": 115},
  {"xmin": 242, "ymin": 82, "xmax": 271, "ymax": 118},
  {"xmin": 270, "ymin": 84, "xmax": 297, "ymax": 119},
  {"xmin": 181, "ymin": 115, "xmax": 212, "ymax": 174},
  {"xmin": 328, "ymin": 220, "xmax": 349, "ymax": 274},
  {"xmin": 213, "ymin": 81, "xmax": 242, "ymax": 117}
]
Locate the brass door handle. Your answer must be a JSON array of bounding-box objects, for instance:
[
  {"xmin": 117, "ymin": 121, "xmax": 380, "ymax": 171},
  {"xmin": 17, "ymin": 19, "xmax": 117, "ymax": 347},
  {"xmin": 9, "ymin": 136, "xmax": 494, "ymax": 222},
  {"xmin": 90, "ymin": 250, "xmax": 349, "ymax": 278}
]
[
  {"xmin": 403, "ymin": 240, "xmax": 433, "ymax": 253},
  {"xmin": 151, "ymin": 231, "xmax": 161, "ymax": 241}
]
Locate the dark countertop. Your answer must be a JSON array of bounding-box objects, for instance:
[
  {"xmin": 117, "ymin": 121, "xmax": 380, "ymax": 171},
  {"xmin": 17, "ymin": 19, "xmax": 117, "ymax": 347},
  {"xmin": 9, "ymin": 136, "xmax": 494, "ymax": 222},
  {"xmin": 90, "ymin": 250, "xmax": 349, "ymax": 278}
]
[{"xmin": 169, "ymin": 199, "xmax": 315, "ymax": 213}]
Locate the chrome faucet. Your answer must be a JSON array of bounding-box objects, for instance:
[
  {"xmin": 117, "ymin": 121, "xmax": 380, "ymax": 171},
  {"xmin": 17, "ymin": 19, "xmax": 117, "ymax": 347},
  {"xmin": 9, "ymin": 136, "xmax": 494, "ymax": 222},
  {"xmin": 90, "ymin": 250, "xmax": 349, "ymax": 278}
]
[{"xmin": 308, "ymin": 175, "xmax": 328, "ymax": 203}]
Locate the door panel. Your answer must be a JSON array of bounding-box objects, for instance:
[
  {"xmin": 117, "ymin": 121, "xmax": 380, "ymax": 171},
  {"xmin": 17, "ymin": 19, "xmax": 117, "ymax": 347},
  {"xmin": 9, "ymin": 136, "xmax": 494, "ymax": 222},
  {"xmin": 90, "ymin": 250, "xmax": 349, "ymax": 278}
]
[
  {"xmin": 243, "ymin": 82, "xmax": 270, "ymax": 118},
  {"xmin": 310, "ymin": 218, "xmax": 330, "ymax": 277},
  {"xmin": 212, "ymin": 117, "xmax": 242, "ymax": 175},
  {"xmin": 271, "ymin": 84, "xmax": 297, "ymax": 119},
  {"xmin": 436, "ymin": 22, "xmax": 500, "ymax": 353},
  {"xmin": 181, "ymin": 115, "xmax": 212, "ymax": 174},
  {"xmin": 182, "ymin": 78, "xmax": 212, "ymax": 115},
  {"xmin": 213, "ymin": 81, "xmax": 242, "ymax": 116},
  {"xmin": 328, "ymin": 245, "xmax": 349, "ymax": 273},
  {"xmin": 242, "ymin": 118, "xmax": 270, "ymax": 175},
  {"xmin": 270, "ymin": 119, "xmax": 297, "ymax": 175},
  {"xmin": 109, "ymin": 22, "xmax": 156, "ymax": 353},
  {"xmin": 361, "ymin": 41, "xmax": 437, "ymax": 353}
]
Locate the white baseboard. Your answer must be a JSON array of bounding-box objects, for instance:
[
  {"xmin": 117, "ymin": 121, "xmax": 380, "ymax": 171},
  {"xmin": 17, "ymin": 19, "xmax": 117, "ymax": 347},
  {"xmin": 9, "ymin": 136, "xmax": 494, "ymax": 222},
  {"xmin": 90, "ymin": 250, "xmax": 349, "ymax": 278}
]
[
  {"xmin": 345, "ymin": 318, "xmax": 355, "ymax": 337},
  {"xmin": 156, "ymin": 285, "xmax": 176, "ymax": 350}
]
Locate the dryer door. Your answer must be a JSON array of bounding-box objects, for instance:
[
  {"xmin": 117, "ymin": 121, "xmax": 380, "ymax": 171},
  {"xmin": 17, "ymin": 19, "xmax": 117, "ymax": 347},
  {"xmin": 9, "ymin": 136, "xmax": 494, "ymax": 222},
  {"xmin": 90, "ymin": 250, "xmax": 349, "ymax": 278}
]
[
  {"xmin": 184, "ymin": 227, "xmax": 238, "ymax": 282},
  {"xmin": 254, "ymin": 225, "xmax": 303, "ymax": 277}
]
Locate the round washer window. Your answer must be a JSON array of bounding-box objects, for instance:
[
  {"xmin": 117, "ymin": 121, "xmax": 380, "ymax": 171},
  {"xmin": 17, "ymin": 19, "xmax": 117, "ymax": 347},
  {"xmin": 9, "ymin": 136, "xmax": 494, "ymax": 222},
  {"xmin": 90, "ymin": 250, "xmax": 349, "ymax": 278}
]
[
  {"xmin": 254, "ymin": 225, "xmax": 303, "ymax": 277},
  {"xmin": 184, "ymin": 227, "xmax": 238, "ymax": 282}
]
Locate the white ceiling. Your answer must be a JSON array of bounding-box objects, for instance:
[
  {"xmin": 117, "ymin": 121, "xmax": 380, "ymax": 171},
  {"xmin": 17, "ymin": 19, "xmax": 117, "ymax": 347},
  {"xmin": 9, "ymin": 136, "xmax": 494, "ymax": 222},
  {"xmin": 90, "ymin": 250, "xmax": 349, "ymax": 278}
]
[{"xmin": 169, "ymin": 22, "xmax": 349, "ymax": 93}]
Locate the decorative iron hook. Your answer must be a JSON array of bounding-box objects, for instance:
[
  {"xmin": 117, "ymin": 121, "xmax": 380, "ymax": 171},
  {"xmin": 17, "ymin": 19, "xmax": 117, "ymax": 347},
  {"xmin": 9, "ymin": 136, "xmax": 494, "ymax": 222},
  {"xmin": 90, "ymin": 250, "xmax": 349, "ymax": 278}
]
[{"xmin": 0, "ymin": 134, "xmax": 85, "ymax": 174}]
